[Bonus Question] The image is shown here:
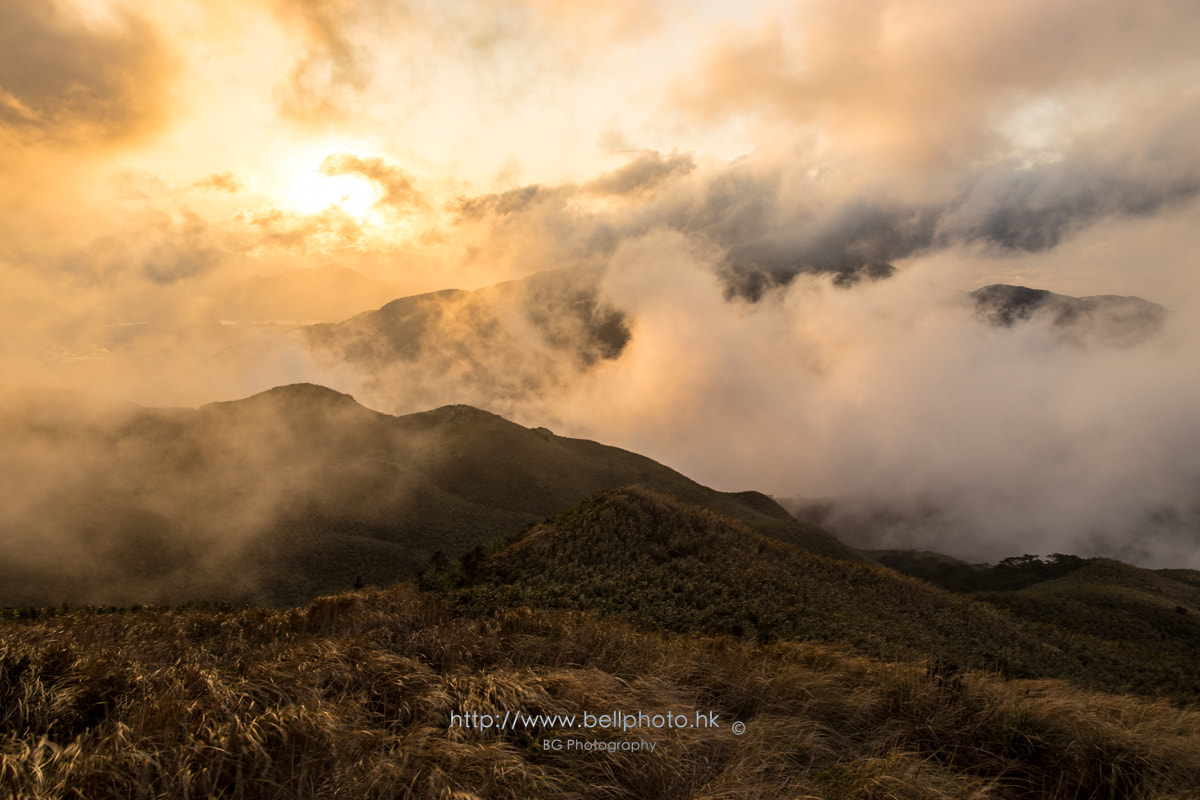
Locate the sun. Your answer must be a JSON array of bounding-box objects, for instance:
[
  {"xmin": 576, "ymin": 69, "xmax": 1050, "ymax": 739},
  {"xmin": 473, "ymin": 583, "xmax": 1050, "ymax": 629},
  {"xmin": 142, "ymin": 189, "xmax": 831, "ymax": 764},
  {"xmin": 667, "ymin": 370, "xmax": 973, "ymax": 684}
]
[{"xmin": 285, "ymin": 169, "xmax": 379, "ymax": 217}]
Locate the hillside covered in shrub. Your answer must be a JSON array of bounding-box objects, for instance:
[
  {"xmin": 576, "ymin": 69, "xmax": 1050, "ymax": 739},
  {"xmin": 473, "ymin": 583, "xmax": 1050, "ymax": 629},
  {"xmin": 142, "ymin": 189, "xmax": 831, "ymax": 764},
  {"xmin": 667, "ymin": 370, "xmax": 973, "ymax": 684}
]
[
  {"xmin": 453, "ymin": 487, "xmax": 1200, "ymax": 700},
  {"xmin": 3, "ymin": 585, "xmax": 1199, "ymax": 799}
]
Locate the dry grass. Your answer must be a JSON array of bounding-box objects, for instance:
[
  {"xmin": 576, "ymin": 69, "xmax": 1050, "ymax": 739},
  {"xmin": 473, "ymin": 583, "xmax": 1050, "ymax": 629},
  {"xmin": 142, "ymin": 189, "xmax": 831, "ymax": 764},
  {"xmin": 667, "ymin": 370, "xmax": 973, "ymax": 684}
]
[{"xmin": 2, "ymin": 585, "xmax": 1199, "ymax": 799}]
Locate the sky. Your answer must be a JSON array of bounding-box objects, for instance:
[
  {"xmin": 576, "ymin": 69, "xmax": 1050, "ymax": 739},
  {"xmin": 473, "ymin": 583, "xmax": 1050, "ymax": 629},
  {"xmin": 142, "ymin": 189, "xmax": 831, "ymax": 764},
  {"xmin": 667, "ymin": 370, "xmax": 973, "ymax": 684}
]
[{"xmin": 3, "ymin": 0, "xmax": 1200, "ymax": 565}]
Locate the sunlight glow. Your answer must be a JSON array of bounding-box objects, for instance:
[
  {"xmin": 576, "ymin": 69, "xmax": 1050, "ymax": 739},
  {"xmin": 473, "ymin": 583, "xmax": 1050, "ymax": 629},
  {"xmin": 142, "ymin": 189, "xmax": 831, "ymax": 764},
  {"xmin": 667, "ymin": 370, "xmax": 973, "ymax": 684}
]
[{"xmin": 285, "ymin": 169, "xmax": 379, "ymax": 218}]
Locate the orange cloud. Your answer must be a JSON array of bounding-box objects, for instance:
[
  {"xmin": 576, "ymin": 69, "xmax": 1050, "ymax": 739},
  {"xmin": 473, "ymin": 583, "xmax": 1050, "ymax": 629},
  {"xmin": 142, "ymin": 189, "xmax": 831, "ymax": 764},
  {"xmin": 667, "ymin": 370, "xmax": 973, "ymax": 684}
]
[
  {"xmin": 0, "ymin": 0, "xmax": 176, "ymax": 147},
  {"xmin": 672, "ymin": 0, "xmax": 1200, "ymax": 174},
  {"xmin": 319, "ymin": 152, "xmax": 425, "ymax": 212}
]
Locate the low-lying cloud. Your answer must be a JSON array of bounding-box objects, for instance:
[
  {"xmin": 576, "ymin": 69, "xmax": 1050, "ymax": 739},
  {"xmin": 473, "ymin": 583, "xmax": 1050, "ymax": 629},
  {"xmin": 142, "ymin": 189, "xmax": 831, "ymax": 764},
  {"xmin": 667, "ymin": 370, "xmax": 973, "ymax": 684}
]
[
  {"xmin": 1, "ymin": 0, "xmax": 1198, "ymax": 578},
  {"xmin": 548, "ymin": 232, "xmax": 1200, "ymax": 567}
]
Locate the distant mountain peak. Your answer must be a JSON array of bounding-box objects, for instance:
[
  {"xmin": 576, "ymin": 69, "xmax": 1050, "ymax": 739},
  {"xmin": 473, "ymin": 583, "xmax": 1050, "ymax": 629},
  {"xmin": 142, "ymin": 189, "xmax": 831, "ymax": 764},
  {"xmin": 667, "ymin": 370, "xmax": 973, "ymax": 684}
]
[
  {"xmin": 403, "ymin": 403, "xmax": 505, "ymax": 426},
  {"xmin": 198, "ymin": 384, "xmax": 379, "ymax": 426},
  {"xmin": 970, "ymin": 283, "xmax": 1166, "ymax": 346},
  {"xmin": 207, "ymin": 383, "xmax": 361, "ymax": 408}
]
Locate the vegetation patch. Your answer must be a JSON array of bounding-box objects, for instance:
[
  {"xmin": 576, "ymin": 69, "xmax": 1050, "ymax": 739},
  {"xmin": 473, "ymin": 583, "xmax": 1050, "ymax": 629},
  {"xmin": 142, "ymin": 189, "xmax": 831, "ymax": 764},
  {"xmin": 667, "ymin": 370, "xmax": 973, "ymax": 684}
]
[
  {"xmin": 3, "ymin": 585, "xmax": 1199, "ymax": 799},
  {"xmin": 453, "ymin": 487, "xmax": 1200, "ymax": 700}
]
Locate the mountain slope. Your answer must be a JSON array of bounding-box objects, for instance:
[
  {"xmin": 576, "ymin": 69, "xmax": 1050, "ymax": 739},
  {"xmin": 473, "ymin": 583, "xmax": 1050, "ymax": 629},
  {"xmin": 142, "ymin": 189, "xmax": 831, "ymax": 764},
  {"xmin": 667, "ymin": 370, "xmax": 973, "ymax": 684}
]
[
  {"xmin": 975, "ymin": 559, "xmax": 1200, "ymax": 662},
  {"xmin": 457, "ymin": 487, "xmax": 1200, "ymax": 699},
  {"xmin": 301, "ymin": 267, "xmax": 630, "ymax": 408},
  {"xmin": 0, "ymin": 384, "xmax": 852, "ymax": 608}
]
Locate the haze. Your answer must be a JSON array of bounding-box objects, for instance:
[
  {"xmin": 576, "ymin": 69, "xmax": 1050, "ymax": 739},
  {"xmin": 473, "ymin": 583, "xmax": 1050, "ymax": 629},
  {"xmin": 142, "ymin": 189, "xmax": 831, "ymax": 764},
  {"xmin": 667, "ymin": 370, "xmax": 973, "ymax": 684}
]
[{"xmin": 3, "ymin": 0, "xmax": 1199, "ymax": 567}]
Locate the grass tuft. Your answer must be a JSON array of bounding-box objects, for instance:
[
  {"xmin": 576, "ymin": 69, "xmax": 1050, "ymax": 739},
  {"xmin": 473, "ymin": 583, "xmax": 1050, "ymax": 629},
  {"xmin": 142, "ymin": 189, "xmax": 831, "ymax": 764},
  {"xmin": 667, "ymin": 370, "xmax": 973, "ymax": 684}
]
[{"xmin": 2, "ymin": 583, "xmax": 1198, "ymax": 798}]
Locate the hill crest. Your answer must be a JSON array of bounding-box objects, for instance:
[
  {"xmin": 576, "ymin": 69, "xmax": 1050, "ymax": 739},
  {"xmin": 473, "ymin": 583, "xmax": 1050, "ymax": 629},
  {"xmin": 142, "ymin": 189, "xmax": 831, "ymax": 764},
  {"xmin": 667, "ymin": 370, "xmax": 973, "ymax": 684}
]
[{"xmin": 0, "ymin": 385, "xmax": 855, "ymax": 607}]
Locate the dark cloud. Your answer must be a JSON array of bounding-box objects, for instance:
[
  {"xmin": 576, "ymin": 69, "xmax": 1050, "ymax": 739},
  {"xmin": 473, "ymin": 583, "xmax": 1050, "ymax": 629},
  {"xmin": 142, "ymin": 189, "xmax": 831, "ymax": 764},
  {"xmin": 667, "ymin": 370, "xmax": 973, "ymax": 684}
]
[
  {"xmin": 438, "ymin": 138, "xmax": 1200, "ymax": 301},
  {"xmin": 638, "ymin": 0, "xmax": 1200, "ymax": 299},
  {"xmin": 138, "ymin": 211, "xmax": 224, "ymax": 284},
  {"xmin": 705, "ymin": 155, "xmax": 1200, "ymax": 295},
  {"xmin": 585, "ymin": 150, "xmax": 695, "ymax": 196},
  {"xmin": 76, "ymin": 209, "xmax": 225, "ymax": 286},
  {"xmin": 949, "ymin": 152, "xmax": 1200, "ymax": 254},
  {"xmin": 454, "ymin": 150, "xmax": 1197, "ymax": 300},
  {"xmin": 637, "ymin": 139, "xmax": 1200, "ymax": 297},
  {"xmin": 0, "ymin": 0, "xmax": 174, "ymax": 145},
  {"xmin": 453, "ymin": 185, "xmax": 554, "ymax": 221},
  {"xmin": 714, "ymin": 200, "xmax": 935, "ymax": 295},
  {"xmin": 319, "ymin": 152, "xmax": 424, "ymax": 211},
  {"xmin": 2, "ymin": 204, "xmax": 224, "ymax": 296}
]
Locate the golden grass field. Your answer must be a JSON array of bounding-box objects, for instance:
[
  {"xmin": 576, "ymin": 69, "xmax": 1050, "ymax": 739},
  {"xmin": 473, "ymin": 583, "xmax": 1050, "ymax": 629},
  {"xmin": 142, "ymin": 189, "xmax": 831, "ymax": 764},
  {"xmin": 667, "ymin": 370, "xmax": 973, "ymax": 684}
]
[{"xmin": 3, "ymin": 581, "xmax": 1199, "ymax": 799}]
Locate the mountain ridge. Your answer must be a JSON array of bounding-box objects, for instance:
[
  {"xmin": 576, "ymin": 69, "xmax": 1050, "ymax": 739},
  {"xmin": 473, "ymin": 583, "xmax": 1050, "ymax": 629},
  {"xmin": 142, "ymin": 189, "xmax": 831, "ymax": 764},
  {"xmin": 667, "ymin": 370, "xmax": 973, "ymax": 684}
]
[
  {"xmin": 971, "ymin": 283, "xmax": 1166, "ymax": 345},
  {"xmin": 0, "ymin": 383, "xmax": 856, "ymax": 608},
  {"xmin": 455, "ymin": 486, "xmax": 1200, "ymax": 699}
]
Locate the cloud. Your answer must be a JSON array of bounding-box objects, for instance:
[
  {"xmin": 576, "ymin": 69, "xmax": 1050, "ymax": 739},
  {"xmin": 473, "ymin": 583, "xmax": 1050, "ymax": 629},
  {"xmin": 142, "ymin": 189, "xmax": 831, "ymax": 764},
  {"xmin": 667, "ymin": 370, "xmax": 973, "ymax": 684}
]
[
  {"xmin": 269, "ymin": 0, "xmax": 377, "ymax": 127},
  {"xmin": 140, "ymin": 211, "xmax": 226, "ymax": 284},
  {"xmin": 438, "ymin": 135, "xmax": 1200, "ymax": 301},
  {"xmin": 0, "ymin": 0, "xmax": 175, "ymax": 145},
  {"xmin": 585, "ymin": 150, "xmax": 695, "ymax": 196},
  {"xmin": 637, "ymin": 0, "xmax": 1200, "ymax": 294},
  {"xmin": 238, "ymin": 206, "xmax": 366, "ymax": 254},
  {"xmin": 0, "ymin": 384, "xmax": 405, "ymax": 604},
  {"xmin": 704, "ymin": 132, "xmax": 1200, "ymax": 292},
  {"xmin": 454, "ymin": 184, "xmax": 557, "ymax": 221},
  {"xmin": 944, "ymin": 99, "xmax": 1200, "ymax": 252},
  {"xmin": 672, "ymin": 0, "xmax": 1200, "ymax": 174},
  {"xmin": 319, "ymin": 152, "xmax": 425, "ymax": 212},
  {"xmin": 192, "ymin": 171, "xmax": 243, "ymax": 193},
  {"xmin": 257, "ymin": 215, "xmax": 1200, "ymax": 569},
  {"xmin": 535, "ymin": 229, "xmax": 1200, "ymax": 567},
  {"xmin": 3, "ymin": 0, "xmax": 1199, "ymax": 577},
  {"xmin": 4, "ymin": 204, "xmax": 226, "ymax": 293}
]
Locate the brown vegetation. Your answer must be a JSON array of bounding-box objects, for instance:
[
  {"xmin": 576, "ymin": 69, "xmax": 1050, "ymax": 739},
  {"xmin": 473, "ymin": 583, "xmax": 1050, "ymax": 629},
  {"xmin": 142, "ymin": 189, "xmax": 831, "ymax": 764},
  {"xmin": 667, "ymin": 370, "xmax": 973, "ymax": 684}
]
[
  {"xmin": 456, "ymin": 487, "xmax": 1200, "ymax": 700},
  {"xmin": 3, "ymin": 584, "xmax": 1199, "ymax": 799}
]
